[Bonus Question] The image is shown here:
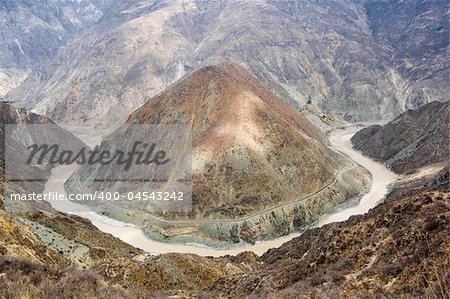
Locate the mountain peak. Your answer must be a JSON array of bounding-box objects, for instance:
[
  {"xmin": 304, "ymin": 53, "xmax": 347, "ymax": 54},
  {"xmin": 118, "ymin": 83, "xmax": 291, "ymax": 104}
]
[{"xmin": 128, "ymin": 61, "xmax": 324, "ymax": 148}]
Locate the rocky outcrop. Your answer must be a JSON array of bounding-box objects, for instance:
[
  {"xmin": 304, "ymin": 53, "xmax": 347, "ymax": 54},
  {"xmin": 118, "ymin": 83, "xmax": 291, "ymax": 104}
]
[{"xmin": 351, "ymin": 101, "xmax": 449, "ymax": 174}]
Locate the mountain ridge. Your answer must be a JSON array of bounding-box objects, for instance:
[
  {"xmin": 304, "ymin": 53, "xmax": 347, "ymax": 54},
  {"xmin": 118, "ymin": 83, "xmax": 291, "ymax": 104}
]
[{"xmin": 4, "ymin": 0, "xmax": 448, "ymax": 125}]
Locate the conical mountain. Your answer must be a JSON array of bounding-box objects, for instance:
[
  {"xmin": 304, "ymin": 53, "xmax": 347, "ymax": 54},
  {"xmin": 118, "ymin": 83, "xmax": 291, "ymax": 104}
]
[
  {"xmin": 70, "ymin": 62, "xmax": 369, "ymax": 243},
  {"xmin": 127, "ymin": 62, "xmax": 352, "ymax": 216}
]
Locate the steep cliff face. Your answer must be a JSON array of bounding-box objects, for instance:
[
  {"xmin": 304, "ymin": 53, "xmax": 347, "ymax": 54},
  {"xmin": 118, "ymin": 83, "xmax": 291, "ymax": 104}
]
[
  {"xmin": 351, "ymin": 101, "xmax": 449, "ymax": 174},
  {"xmin": 67, "ymin": 62, "xmax": 369, "ymax": 244},
  {"xmin": 4, "ymin": 0, "xmax": 447, "ymax": 125}
]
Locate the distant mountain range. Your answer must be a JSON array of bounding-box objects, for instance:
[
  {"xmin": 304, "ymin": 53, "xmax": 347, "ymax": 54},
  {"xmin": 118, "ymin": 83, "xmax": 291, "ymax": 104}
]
[{"xmin": 2, "ymin": 0, "xmax": 448, "ymax": 125}]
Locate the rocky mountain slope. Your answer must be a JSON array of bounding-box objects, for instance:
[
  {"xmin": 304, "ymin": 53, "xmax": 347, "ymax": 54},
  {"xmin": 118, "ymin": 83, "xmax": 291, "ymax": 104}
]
[
  {"xmin": 0, "ymin": 101, "xmax": 87, "ymax": 210},
  {"xmin": 0, "ymin": 104, "xmax": 245, "ymax": 298},
  {"xmin": 0, "ymin": 1, "xmax": 448, "ymax": 297},
  {"xmin": 0, "ymin": 97, "xmax": 447, "ymax": 299},
  {"xmin": 351, "ymin": 101, "xmax": 449, "ymax": 174},
  {"xmin": 362, "ymin": 0, "xmax": 449, "ymax": 109},
  {"xmin": 0, "ymin": 101, "xmax": 54, "ymax": 197},
  {"xmin": 66, "ymin": 62, "xmax": 369, "ymax": 245},
  {"xmin": 4, "ymin": 0, "xmax": 448, "ymax": 125}
]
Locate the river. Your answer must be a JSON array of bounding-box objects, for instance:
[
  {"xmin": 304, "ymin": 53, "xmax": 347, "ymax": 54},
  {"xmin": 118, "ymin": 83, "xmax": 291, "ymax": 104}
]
[{"xmin": 43, "ymin": 127, "xmax": 398, "ymax": 257}]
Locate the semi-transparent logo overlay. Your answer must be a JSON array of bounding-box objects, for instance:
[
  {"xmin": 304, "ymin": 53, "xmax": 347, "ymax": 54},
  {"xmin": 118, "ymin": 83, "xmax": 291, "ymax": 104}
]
[{"xmin": 5, "ymin": 124, "xmax": 192, "ymax": 213}]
